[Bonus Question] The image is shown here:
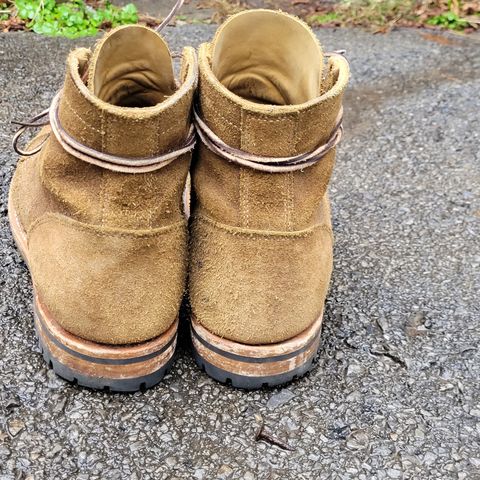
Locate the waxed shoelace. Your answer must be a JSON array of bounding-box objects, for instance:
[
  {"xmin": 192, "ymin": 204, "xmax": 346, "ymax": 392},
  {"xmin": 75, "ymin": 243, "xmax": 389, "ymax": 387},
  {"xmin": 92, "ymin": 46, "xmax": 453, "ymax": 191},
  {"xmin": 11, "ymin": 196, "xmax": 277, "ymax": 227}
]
[
  {"xmin": 193, "ymin": 106, "xmax": 343, "ymax": 174},
  {"xmin": 12, "ymin": 92, "xmax": 197, "ymax": 173}
]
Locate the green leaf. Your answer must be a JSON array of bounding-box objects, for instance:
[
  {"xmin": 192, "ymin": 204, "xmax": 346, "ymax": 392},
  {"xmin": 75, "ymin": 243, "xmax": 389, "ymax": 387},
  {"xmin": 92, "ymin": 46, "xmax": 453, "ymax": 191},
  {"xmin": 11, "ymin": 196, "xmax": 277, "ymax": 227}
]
[
  {"xmin": 427, "ymin": 11, "xmax": 468, "ymax": 30},
  {"xmin": 13, "ymin": 0, "xmax": 141, "ymax": 38},
  {"xmin": 309, "ymin": 12, "xmax": 340, "ymax": 25}
]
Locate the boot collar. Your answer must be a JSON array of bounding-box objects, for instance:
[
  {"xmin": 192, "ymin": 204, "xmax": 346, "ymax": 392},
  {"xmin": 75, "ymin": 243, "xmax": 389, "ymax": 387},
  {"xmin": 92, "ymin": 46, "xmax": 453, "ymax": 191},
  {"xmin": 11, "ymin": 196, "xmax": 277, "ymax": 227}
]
[
  {"xmin": 197, "ymin": 42, "xmax": 349, "ymax": 161},
  {"xmin": 53, "ymin": 45, "xmax": 198, "ymax": 170}
]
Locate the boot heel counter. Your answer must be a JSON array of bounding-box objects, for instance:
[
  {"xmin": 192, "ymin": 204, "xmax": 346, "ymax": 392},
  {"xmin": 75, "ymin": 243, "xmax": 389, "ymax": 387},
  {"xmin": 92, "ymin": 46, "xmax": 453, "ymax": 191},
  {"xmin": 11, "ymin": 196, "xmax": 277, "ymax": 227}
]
[
  {"xmin": 28, "ymin": 213, "xmax": 187, "ymax": 344},
  {"xmin": 189, "ymin": 214, "xmax": 332, "ymax": 345}
]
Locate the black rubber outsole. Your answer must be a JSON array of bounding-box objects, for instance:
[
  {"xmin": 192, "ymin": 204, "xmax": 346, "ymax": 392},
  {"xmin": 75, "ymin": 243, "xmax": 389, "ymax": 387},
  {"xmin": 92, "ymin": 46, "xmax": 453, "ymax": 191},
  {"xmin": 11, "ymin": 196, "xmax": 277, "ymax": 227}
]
[
  {"xmin": 37, "ymin": 330, "xmax": 174, "ymax": 393},
  {"xmin": 192, "ymin": 348, "xmax": 317, "ymax": 390}
]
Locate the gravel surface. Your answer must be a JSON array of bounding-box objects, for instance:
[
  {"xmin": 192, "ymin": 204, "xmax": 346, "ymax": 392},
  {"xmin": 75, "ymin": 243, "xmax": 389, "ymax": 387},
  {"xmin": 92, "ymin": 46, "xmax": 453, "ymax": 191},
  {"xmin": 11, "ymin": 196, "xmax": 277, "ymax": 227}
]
[{"xmin": 1, "ymin": 26, "xmax": 479, "ymax": 480}]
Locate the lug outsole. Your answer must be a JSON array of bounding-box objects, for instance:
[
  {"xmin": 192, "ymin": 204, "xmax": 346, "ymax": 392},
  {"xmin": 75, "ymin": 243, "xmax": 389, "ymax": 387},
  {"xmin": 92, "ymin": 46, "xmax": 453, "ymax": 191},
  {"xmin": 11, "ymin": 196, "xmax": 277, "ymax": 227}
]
[
  {"xmin": 190, "ymin": 314, "xmax": 323, "ymax": 390},
  {"xmin": 192, "ymin": 347, "xmax": 317, "ymax": 390},
  {"xmin": 32, "ymin": 294, "xmax": 178, "ymax": 393},
  {"xmin": 38, "ymin": 335, "xmax": 174, "ymax": 392}
]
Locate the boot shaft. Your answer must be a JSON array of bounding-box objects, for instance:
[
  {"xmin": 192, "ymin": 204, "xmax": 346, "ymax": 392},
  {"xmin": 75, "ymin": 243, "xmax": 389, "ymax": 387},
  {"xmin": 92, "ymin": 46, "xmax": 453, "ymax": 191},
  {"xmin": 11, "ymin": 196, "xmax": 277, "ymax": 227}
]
[
  {"xmin": 36, "ymin": 25, "xmax": 197, "ymax": 230},
  {"xmin": 193, "ymin": 10, "xmax": 349, "ymax": 231}
]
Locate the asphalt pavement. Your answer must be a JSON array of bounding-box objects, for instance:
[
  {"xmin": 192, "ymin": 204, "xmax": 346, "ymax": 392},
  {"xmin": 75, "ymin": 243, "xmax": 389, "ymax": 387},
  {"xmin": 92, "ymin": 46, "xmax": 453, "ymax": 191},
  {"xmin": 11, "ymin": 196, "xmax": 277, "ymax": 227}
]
[{"xmin": 0, "ymin": 26, "xmax": 479, "ymax": 479}]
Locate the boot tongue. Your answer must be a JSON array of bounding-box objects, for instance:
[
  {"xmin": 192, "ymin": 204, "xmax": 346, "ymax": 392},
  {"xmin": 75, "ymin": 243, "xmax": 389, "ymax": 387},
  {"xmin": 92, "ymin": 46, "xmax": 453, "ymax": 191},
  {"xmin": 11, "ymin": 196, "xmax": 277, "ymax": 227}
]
[
  {"xmin": 87, "ymin": 25, "xmax": 176, "ymax": 107},
  {"xmin": 210, "ymin": 10, "xmax": 324, "ymax": 106}
]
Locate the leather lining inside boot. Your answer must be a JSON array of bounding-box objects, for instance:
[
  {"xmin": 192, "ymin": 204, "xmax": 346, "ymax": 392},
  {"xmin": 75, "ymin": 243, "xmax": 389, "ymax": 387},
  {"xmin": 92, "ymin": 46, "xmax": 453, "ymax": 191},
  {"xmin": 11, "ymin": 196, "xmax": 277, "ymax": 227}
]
[
  {"xmin": 210, "ymin": 11, "xmax": 324, "ymax": 105},
  {"xmin": 89, "ymin": 26, "xmax": 176, "ymax": 107}
]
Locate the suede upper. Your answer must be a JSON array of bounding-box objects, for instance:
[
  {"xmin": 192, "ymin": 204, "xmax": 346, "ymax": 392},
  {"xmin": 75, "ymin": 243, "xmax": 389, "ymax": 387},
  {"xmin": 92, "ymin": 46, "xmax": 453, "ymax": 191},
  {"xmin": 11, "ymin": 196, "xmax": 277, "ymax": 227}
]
[
  {"xmin": 189, "ymin": 10, "xmax": 349, "ymax": 345},
  {"xmin": 10, "ymin": 25, "xmax": 197, "ymax": 344}
]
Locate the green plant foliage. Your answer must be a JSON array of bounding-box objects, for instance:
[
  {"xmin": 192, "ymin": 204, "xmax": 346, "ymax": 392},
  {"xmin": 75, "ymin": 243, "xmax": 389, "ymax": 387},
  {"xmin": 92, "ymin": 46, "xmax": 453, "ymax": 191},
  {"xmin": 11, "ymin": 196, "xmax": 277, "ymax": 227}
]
[
  {"xmin": 14, "ymin": 0, "xmax": 138, "ymax": 38},
  {"xmin": 309, "ymin": 12, "xmax": 341, "ymax": 25},
  {"xmin": 426, "ymin": 11, "xmax": 469, "ymax": 29},
  {"xmin": 0, "ymin": 2, "xmax": 11, "ymax": 21},
  {"xmin": 306, "ymin": 0, "xmax": 477, "ymax": 31}
]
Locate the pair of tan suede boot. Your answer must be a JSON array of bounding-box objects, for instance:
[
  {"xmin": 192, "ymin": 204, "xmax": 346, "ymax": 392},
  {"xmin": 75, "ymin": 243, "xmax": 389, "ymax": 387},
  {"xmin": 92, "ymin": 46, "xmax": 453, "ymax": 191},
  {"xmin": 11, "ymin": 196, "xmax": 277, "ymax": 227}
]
[{"xmin": 8, "ymin": 9, "xmax": 349, "ymax": 391}]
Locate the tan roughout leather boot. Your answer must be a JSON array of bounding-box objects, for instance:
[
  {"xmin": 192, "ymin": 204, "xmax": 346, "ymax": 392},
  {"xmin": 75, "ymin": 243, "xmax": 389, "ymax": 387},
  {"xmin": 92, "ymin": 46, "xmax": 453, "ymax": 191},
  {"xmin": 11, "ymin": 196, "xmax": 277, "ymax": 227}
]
[
  {"xmin": 8, "ymin": 24, "xmax": 198, "ymax": 391},
  {"xmin": 189, "ymin": 9, "xmax": 349, "ymax": 389}
]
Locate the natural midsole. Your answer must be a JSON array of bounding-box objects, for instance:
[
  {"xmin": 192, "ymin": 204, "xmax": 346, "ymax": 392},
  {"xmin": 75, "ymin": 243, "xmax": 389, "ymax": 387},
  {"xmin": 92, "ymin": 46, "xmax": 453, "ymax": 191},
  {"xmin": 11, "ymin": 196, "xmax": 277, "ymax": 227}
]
[
  {"xmin": 35, "ymin": 301, "xmax": 176, "ymax": 366},
  {"xmin": 35, "ymin": 298, "xmax": 177, "ymax": 379},
  {"xmin": 190, "ymin": 314, "xmax": 322, "ymax": 378}
]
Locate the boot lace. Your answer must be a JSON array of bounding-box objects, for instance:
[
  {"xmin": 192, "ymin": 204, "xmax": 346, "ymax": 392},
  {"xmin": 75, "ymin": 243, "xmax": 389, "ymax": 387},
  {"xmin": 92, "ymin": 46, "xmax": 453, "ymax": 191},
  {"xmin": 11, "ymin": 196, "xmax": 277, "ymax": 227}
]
[
  {"xmin": 13, "ymin": 10, "xmax": 347, "ymax": 175},
  {"xmin": 194, "ymin": 106, "xmax": 343, "ymax": 174}
]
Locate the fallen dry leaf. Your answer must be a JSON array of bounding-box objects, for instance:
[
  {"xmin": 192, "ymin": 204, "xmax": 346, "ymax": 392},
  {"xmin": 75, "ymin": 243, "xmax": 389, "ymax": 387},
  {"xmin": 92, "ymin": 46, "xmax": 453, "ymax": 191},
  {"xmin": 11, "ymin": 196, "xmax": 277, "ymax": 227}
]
[{"xmin": 421, "ymin": 32, "xmax": 462, "ymax": 46}]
